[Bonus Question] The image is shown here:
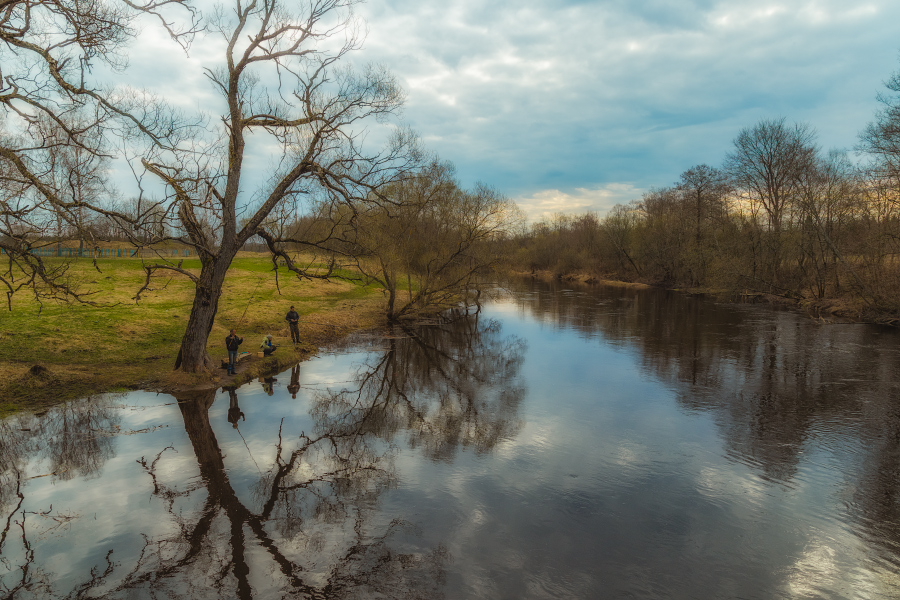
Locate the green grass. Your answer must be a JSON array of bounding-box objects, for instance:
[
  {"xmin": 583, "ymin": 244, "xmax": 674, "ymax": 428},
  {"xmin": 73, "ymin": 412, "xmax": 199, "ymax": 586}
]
[{"xmin": 0, "ymin": 253, "xmax": 388, "ymax": 411}]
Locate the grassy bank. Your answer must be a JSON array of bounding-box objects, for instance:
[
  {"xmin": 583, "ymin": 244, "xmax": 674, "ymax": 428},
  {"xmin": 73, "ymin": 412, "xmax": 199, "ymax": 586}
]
[{"xmin": 0, "ymin": 253, "xmax": 387, "ymax": 414}]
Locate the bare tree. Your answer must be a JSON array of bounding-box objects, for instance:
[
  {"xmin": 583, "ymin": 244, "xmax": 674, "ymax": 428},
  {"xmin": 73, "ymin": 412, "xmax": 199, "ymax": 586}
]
[
  {"xmin": 792, "ymin": 150, "xmax": 869, "ymax": 300},
  {"xmin": 1, "ymin": 0, "xmax": 417, "ymax": 372},
  {"xmin": 859, "ymin": 61, "xmax": 900, "ymax": 201},
  {"xmin": 725, "ymin": 118, "xmax": 818, "ymax": 232},
  {"xmin": 601, "ymin": 201, "xmax": 642, "ymax": 277},
  {"xmin": 857, "ymin": 59, "xmax": 900, "ymax": 306},
  {"xmin": 0, "ymin": 0, "xmax": 198, "ymax": 303},
  {"xmin": 724, "ymin": 117, "xmax": 818, "ymax": 288},
  {"xmin": 129, "ymin": 0, "xmax": 419, "ymax": 371},
  {"xmin": 676, "ymin": 164, "xmax": 731, "ymax": 285},
  {"xmin": 313, "ymin": 160, "xmax": 521, "ymax": 321}
]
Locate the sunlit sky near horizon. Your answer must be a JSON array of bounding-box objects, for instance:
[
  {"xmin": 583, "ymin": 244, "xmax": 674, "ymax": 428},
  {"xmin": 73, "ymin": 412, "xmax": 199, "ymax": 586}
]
[
  {"xmin": 120, "ymin": 0, "xmax": 900, "ymax": 222},
  {"xmin": 349, "ymin": 0, "xmax": 900, "ymax": 220}
]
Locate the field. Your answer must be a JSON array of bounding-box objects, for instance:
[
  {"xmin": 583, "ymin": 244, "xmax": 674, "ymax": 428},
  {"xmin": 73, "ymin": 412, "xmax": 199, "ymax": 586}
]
[{"xmin": 0, "ymin": 253, "xmax": 387, "ymax": 414}]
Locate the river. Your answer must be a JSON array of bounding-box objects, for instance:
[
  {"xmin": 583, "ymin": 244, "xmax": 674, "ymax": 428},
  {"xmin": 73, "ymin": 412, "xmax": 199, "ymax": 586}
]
[{"xmin": 2, "ymin": 279, "xmax": 900, "ymax": 599}]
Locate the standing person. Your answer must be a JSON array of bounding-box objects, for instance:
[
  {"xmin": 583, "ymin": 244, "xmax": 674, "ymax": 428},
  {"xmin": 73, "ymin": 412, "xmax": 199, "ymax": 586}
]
[
  {"xmin": 225, "ymin": 329, "xmax": 243, "ymax": 375},
  {"xmin": 286, "ymin": 305, "xmax": 300, "ymax": 343},
  {"xmin": 260, "ymin": 334, "xmax": 277, "ymax": 356}
]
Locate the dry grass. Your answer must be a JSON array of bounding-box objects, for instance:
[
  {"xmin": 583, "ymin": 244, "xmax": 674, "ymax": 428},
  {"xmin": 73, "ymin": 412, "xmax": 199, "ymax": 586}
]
[{"xmin": 0, "ymin": 253, "xmax": 387, "ymax": 414}]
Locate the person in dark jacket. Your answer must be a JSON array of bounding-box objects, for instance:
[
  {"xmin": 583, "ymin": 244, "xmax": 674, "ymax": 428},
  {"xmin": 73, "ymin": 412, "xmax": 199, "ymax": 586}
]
[
  {"xmin": 225, "ymin": 329, "xmax": 243, "ymax": 375},
  {"xmin": 286, "ymin": 305, "xmax": 300, "ymax": 343}
]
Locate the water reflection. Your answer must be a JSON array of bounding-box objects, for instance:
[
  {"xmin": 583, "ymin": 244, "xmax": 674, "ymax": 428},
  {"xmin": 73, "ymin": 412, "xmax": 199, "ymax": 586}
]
[
  {"xmin": 0, "ymin": 397, "xmax": 120, "ymax": 490},
  {"xmin": 1, "ymin": 396, "xmax": 122, "ymax": 597},
  {"xmin": 134, "ymin": 387, "xmax": 445, "ymax": 600},
  {"xmin": 513, "ymin": 277, "xmax": 900, "ymax": 586},
  {"xmin": 226, "ymin": 386, "xmax": 245, "ymax": 428},
  {"xmin": 6, "ymin": 281, "xmax": 900, "ymax": 597},
  {"xmin": 517, "ymin": 280, "xmax": 900, "ymax": 453},
  {"xmin": 0, "ymin": 310, "xmax": 525, "ymax": 599},
  {"xmin": 314, "ymin": 316, "xmax": 527, "ymax": 461}
]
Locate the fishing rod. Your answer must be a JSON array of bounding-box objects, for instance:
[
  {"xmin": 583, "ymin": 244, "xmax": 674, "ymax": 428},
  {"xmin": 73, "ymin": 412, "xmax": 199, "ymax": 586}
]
[{"xmin": 235, "ymin": 276, "xmax": 266, "ymax": 329}]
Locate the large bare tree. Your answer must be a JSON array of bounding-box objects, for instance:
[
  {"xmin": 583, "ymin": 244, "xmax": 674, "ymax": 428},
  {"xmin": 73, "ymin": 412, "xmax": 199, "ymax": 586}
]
[
  {"xmin": 131, "ymin": 0, "xmax": 418, "ymax": 372},
  {"xmin": 1, "ymin": 0, "xmax": 418, "ymax": 372}
]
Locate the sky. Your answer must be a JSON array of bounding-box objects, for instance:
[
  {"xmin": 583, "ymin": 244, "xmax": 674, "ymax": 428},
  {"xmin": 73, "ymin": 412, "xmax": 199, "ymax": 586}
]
[
  {"xmin": 345, "ymin": 0, "xmax": 900, "ymax": 220},
  {"xmin": 118, "ymin": 0, "xmax": 900, "ymax": 222}
]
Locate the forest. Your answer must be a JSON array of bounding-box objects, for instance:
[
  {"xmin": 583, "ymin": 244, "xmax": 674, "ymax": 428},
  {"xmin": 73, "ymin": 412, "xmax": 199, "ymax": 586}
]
[{"xmin": 507, "ymin": 73, "xmax": 900, "ymax": 322}]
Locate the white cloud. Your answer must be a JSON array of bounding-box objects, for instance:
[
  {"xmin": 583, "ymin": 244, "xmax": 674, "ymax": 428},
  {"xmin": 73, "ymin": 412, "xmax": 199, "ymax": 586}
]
[
  {"xmin": 74, "ymin": 0, "xmax": 900, "ymax": 213},
  {"xmin": 514, "ymin": 183, "xmax": 643, "ymax": 220},
  {"xmin": 355, "ymin": 0, "xmax": 900, "ymax": 210}
]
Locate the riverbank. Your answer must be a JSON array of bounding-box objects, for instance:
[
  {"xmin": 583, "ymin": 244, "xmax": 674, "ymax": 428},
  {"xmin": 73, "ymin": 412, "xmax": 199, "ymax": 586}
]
[
  {"xmin": 522, "ymin": 269, "xmax": 652, "ymax": 288},
  {"xmin": 0, "ymin": 254, "xmax": 387, "ymax": 415},
  {"xmin": 522, "ymin": 269, "xmax": 891, "ymax": 325}
]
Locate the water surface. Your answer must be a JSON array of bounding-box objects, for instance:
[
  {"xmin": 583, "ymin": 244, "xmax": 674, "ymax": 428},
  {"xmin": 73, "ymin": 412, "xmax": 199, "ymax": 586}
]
[{"xmin": 3, "ymin": 279, "xmax": 900, "ymax": 599}]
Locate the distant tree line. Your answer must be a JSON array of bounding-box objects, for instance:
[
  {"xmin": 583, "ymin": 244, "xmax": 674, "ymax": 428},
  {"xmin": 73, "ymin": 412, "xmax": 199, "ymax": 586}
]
[{"xmin": 508, "ymin": 65, "xmax": 900, "ymax": 319}]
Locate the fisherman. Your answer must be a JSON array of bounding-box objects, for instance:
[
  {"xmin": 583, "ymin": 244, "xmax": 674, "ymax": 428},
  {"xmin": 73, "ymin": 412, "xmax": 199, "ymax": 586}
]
[
  {"xmin": 260, "ymin": 334, "xmax": 277, "ymax": 356},
  {"xmin": 225, "ymin": 329, "xmax": 243, "ymax": 375},
  {"xmin": 286, "ymin": 305, "xmax": 300, "ymax": 343}
]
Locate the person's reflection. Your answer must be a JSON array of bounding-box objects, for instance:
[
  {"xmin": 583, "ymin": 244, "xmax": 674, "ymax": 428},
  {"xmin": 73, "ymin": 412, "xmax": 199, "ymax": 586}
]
[
  {"xmin": 257, "ymin": 376, "xmax": 277, "ymax": 396},
  {"xmin": 287, "ymin": 365, "xmax": 300, "ymax": 399},
  {"xmin": 224, "ymin": 386, "xmax": 245, "ymax": 428}
]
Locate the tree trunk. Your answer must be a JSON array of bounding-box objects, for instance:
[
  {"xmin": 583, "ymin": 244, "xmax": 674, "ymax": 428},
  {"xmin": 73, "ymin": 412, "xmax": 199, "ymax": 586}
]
[
  {"xmin": 386, "ymin": 285, "xmax": 396, "ymax": 321},
  {"xmin": 175, "ymin": 257, "xmax": 233, "ymax": 373}
]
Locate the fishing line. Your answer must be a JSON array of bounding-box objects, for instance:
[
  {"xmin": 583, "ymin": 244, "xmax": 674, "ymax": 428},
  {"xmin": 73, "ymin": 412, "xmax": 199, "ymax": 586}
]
[
  {"xmin": 236, "ymin": 276, "xmax": 265, "ymax": 329},
  {"xmin": 234, "ymin": 426, "xmax": 263, "ymax": 475}
]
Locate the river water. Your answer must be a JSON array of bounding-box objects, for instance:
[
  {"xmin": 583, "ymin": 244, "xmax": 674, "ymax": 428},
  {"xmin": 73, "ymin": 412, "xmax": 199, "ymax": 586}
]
[{"xmin": 2, "ymin": 279, "xmax": 900, "ymax": 599}]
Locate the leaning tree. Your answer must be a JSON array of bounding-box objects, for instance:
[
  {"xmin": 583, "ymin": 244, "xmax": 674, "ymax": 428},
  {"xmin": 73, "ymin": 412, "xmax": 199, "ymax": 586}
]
[{"xmin": 1, "ymin": 0, "xmax": 419, "ymax": 372}]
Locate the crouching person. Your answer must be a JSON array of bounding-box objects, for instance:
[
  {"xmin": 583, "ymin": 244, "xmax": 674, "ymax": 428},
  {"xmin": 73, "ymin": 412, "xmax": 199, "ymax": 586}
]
[{"xmin": 260, "ymin": 334, "xmax": 277, "ymax": 356}]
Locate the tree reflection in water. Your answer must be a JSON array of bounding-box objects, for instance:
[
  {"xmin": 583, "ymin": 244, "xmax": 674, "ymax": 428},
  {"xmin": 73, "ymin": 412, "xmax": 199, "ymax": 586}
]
[
  {"xmin": 312, "ymin": 314, "xmax": 527, "ymax": 461},
  {"xmin": 515, "ymin": 277, "xmax": 900, "ymax": 574},
  {"xmin": 0, "ymin": 310, "xmax": 526, "ymax": 599},
  {"xmin": 0, "ymin": 396, "xmax": 121, "ymax": 598},
  {"xmin": 123, "ymin": 388, "xmax": 445, "ymax": 600}
]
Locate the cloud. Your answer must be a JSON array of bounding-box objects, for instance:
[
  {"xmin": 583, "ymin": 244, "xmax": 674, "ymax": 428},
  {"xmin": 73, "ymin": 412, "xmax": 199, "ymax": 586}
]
[
  {"xmin": 80, "ymin": 0, "xmax": 900, "ymax": 214},
  {"xmin": 355, "ymin": 0, "xmax": 900, "ymax": 211},
  {"xmin": 514, "ymin": 183, "xmax": 643, "ymax": 221}
]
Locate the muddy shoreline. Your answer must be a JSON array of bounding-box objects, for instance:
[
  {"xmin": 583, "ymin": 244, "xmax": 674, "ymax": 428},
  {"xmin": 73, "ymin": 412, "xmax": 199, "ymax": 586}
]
[{"xmin": 1, "ymin": 304, "xmax": 388, "ymax": 415}]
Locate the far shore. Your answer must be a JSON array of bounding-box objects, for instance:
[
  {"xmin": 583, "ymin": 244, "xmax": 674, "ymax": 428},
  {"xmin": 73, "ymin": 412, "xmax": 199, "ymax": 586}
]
[{"xmin": 518, "ymin": 269, "xmax": 888, "ymax": 325}]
